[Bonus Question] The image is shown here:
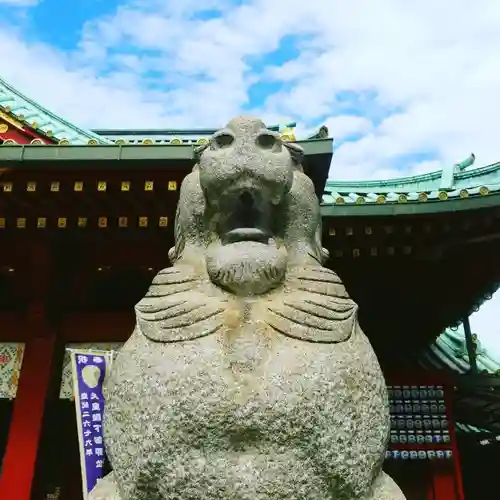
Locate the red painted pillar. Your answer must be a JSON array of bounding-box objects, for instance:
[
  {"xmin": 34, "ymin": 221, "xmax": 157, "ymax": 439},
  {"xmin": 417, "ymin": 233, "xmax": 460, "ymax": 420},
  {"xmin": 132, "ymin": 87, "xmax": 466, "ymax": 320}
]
[
  {"xmin": 0, "ymin": 242, "xmax": 56, "ymax": 499},
  {"xmin": 428, "ymin": 463, "xmax": 460, "ymax": 500},
  {"xmin": 0, "ymin": 331, "xmax": 56, "ymax": 499}
]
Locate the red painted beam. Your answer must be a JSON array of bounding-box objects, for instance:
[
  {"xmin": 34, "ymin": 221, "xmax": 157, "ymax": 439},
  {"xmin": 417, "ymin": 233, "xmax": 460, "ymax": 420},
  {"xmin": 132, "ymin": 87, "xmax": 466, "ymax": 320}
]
[
  {"xmin": 0, "ymin": 117, "xmax": 52, "ymax": 144},
  {"xmin": 0, "ymin": 326, "xmax": 56, "ymax": 499}
]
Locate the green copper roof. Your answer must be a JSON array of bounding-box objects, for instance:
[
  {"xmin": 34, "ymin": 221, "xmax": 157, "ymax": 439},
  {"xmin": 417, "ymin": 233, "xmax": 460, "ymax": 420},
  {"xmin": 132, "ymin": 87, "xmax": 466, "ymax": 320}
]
[
  {"xmin": 418, "ymin": 326, "xmax": 500, "ymax": 436},
  {"xmin": 0, "ymin": 77, "xmax": 110, "ymax": 145},
  {"xmin": 323, "ymin": 157, "xmax": 500, "ymax": 206},
  {"xmin": 423, "ymin": 327, "xmax": 500, "ymax": 375}
]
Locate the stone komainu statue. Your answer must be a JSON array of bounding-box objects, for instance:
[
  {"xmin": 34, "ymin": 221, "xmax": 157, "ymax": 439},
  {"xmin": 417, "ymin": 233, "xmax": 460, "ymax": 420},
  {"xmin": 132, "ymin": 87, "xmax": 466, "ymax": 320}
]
[{"xmin": 89, "ymin": 117, "xmax": 406, "ymax": 500}]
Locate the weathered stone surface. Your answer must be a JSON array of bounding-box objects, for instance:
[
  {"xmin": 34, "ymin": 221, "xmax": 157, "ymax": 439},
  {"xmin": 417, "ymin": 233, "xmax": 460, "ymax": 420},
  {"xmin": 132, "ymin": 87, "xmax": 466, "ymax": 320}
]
[{"xmin": 89, "ymin": 117, "xmax": 406, "ymax": 500}]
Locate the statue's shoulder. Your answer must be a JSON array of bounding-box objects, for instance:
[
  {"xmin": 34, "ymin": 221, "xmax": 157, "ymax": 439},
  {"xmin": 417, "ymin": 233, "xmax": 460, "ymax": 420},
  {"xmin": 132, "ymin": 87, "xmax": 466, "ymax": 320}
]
[
  {"xmin": 135, "ymin": 266, "xmax": 229, "ymax": 343},
  {"xmin": 264, "ymin": 266, "xmax": 358, "ymax": 344}
]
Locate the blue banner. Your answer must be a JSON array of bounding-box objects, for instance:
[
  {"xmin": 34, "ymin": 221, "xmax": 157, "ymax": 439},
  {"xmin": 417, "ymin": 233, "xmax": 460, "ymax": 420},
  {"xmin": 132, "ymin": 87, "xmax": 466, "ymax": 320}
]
[{"xmin": 70, "ymin": 350, "xmax": 112, "ymax": 498}]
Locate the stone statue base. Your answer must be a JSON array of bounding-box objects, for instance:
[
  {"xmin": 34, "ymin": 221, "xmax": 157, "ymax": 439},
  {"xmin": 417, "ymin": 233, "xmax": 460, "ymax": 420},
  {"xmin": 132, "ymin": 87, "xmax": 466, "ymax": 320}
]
[{"xmin": 89, "ymin": 470, "xmax": 406, "ymax": 500}]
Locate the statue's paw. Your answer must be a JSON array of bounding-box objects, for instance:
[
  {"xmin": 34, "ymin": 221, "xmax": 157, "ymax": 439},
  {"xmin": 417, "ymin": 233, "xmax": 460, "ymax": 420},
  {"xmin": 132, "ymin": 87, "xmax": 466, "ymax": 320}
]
[
  {"xmin": 88, "ymin": 472, "xmax": 122, "ymax": 500},
  {"xmin": 365, "ymin": 471, "xmax": 406, "ymax": 500}
]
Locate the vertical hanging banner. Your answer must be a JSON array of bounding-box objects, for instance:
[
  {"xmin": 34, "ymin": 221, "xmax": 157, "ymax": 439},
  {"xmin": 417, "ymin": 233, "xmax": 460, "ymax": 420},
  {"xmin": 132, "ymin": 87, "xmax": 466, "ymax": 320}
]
[{"xmin": 69, "ymin": 349, "xmax": 114, "ymax": 499}]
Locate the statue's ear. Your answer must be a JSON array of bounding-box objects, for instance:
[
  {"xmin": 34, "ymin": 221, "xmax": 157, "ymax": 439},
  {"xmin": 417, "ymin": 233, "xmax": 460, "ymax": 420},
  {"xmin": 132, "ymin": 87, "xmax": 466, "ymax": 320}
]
[{"xmin": 283, "ymin": 141, "xmax": 304, "ymax": 166}]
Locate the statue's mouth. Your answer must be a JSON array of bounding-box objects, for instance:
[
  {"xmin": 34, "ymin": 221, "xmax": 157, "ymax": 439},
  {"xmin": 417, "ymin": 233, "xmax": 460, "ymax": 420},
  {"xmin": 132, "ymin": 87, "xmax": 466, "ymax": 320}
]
[
  {"xmin": 216, "ymin": 187, "xmax": 277, "ymax": 247},
  {"xmin": 223, "ymin": 228, "xmax": 272, "ymax": 245}
]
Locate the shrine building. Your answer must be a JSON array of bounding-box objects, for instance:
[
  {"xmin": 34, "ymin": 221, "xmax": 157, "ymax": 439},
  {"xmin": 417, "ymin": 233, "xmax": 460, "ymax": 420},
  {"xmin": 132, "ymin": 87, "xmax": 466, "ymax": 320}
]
[{"xmin": 0, "ymin": 76, "xmax": 498, "ymax": 500}]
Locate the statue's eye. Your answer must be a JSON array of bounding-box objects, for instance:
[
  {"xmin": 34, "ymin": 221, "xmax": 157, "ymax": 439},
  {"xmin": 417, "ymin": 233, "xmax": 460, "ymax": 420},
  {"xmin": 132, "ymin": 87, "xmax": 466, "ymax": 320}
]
[
  {"xmin": 214, "ymin": 133, "xmax": 234, "ymax": 148},
  {"xmin": 256, "ymin": 133, "xmax": 277, "ymax": 149}
]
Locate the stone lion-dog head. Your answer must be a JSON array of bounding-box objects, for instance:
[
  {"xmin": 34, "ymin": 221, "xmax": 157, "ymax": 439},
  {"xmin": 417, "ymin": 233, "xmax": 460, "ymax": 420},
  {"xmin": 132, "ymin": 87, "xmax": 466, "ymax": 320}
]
[{"xmin": 168, "ymin": 116, "xmax": 330, "ymax": 297}]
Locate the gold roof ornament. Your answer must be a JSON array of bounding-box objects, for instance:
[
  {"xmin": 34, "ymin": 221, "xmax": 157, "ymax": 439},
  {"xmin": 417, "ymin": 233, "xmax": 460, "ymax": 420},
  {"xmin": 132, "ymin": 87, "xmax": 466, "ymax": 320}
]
[{"xmin": 279, "ymin": 121, "xmax": 296, "ymax": 141}]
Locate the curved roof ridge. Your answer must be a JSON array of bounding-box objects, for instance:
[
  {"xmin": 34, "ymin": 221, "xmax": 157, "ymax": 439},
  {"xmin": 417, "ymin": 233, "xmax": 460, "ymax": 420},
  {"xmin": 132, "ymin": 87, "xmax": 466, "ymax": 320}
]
[
  {"xmin": 326, "ymin": 160, "xmax": 500, "ymax": 194},
  {"xmin": 454, "ymin": 161, "xmax": 500, "ymax": 181},
  {"xmin": 0, "ymin": 76, "xmax": 110, "ymax": 145},
  {"xmin": 326, "ymin": 170, "xmax": 442, "ymax": 189}
]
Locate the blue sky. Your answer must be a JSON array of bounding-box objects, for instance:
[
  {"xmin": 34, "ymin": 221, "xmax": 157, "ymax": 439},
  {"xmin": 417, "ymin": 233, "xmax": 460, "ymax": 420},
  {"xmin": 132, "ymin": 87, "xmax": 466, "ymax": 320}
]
[{"xmin": 0, "ymin": 0, "xmax": 499, "ymax": 355}]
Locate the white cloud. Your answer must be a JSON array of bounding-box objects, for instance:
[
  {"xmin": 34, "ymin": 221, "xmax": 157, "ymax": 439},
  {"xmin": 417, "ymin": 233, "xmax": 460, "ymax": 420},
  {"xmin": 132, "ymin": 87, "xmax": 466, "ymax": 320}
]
[{"xmin": 0, "ymin": 0, "xmax": 499, "ymax": 355}]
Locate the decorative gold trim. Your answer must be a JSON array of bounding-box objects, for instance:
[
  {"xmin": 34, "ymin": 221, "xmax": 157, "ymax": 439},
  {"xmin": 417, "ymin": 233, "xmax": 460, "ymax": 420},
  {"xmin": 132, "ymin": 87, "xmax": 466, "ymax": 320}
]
[
  {"xmin": 0, "ymin": 110, "xmax": 24, "ymax": 129},
  {"xmin": 88, "ymin": 139, "xmax": 98, "ymax": 145},
  {"xmin": 479, "ymin": 186, "xmax": 489, "ymax": 196},
  {"xmin": 438, "ymin": 191, "xmax": 448, "ymax": 201},
  {"xmin": 144, "ymin": 181, "xmax": 154, "ymax": 191},
  {"xmin": 459, "ymin": 189, "xmax": 469, "ymax": 199},
  {"xmin": 3, "ymin": 139, "xmax": 17, "ymax": 145},
  {"xmin": 158, "ymin": 216, "xmax": 168, "ymax": 227},
  {"xmin": 398, "ymin": 194, "xmax": 408, "ymax": 203},
  {"xmin": 115, "ymin": 139, "xmax": 127, "ymax": 145},
  {"xmin": 74, "ymin": 181, "xmax": 83, "ymax": 192},
  {"xmin": 59, "ymin": 138, "xmax": 70, "ymax": 145},
  {"xmin": 335, "ymin": 196, "xmax": 345, "ymax": 204},
  {"xmin": 142, "ymin": 138, "xmax": 154, "ymax": 145},
  {"xmin": 328, "ymin": 227, "xmax": 336, "ymax": 236},
  {"xmin": 77, "ymin": 217, "xmax": 87, "ymax": 228},
  {"xmin": 97, "ymin": 181, "xmax": 107, "ymax": 192},
  {"xmin": 3, "ymin": 182, "xmax": 12, "ymax": 192},
  {"xmin": 26, "ymin": 182, "xmax": 36, "ymax": 192},
  {"xmin": 138, "ymin": 216, "xmax": 148, "ymax": 227},
  {"xmin": 121, "ymin": 181, "xmax": 130, "ymax": 191},
  {"xmin": 376, "ymin": 195, "xmax": 386, "ymax": 204},
  {"xmin": 30, "ymin": 138, "xmax": 44, "ymax": 145},
  {"xmin": 196, "ymin": 138, "xmax": 208, "ymax": 145},
  {"xmin": 118, "ymin": 217, "xmax": 128, "ymax": 228},
  {"xmin": 167, "ymin": 181, "xmax": 177, "ymax": 191},
  {"xmin": 356, "ymin": 196, "xmax": 365, "ymax": 204},
  {"xmin": 0, "ymin": 124, "xmax": 8, "ymax": 133},
  {"xmin": 98, "ymin": 217, "xmax": 108, "ymax": 228},
  {"xmin": 50, "ymin": 182, "xmax": 60, "ymax": 192},
  {"xmin": 418, "ymin": 192, "xmax": 428, "ymax": 202},
  {"xmin": 16, "ymin": 218, "xmax": 26, "ymax": 229},
  {"xmin": 37, "ymin": 217, "xmax": 46, "ymax": 228},
  {"xmin": 57, "ymin": 217, "xmax": 67, "ymax": 228},
  {"xmin": 170, "ymin": 137, "xmax": 183, "ymax": 145}
]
